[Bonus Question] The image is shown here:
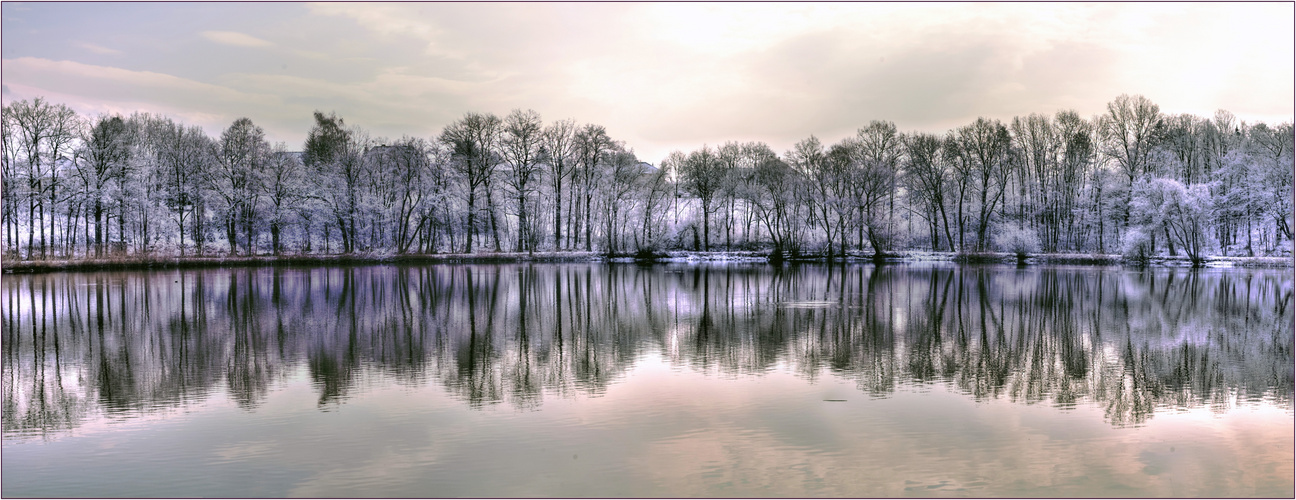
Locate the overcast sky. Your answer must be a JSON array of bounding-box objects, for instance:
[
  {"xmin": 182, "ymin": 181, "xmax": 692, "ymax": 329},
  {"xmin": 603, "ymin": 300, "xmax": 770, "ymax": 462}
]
[{"xmin": 2, "ymin": 2, "xmax": 1292, "ymax": 164}]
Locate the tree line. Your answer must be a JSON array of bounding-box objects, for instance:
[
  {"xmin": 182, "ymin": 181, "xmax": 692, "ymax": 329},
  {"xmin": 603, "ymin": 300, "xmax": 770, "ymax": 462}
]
[{"xmin": 1, "ymin": 94, "xmax": 1291, "ymax": 263}]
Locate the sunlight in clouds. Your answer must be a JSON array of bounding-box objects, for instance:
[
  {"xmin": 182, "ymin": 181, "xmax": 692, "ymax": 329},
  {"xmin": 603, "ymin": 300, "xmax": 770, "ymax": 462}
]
[
  {"xmin": 1, "ymin": 2, "xmax": 1290, "ymax": 163},
  {"xmin": 201, "ymin": 31, "xmax": 274, "ymax": 48},
  {"xmin": 75, "ymin": 42, "xmax": 121, "ymax": 55}
]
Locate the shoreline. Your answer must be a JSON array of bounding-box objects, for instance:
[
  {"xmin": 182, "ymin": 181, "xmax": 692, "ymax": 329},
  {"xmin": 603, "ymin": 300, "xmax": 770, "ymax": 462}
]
[{"xmin": 2, "ymin": 250, "xmax": 1290, "ymax": 274}]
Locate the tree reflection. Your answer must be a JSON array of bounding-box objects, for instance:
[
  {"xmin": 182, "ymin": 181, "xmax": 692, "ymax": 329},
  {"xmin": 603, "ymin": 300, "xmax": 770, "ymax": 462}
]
[
  {"xmin": 226, "ymin": 271, "xmax": 274, "ymax": 410},
  {"xmin": 3, "ymin": 264, "xmax": 1292, "ymax": 437}
]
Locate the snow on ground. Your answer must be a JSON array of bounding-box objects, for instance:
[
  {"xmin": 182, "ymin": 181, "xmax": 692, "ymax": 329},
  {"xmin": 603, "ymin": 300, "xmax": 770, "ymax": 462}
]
[
  {"xmin": 659, "ymin": 251, "xmax": 770, "ymax": 264},
  {"xmin": 900, "ymin": 251, "xmax": 958, "ymax": 262},
  {"xmin": 1203, "ymin": 256, "xmax": 1293, "ymax": 268},
  {"xmin": 5, "ymin": 249, "xmax": 1290, "ymax": 273}
]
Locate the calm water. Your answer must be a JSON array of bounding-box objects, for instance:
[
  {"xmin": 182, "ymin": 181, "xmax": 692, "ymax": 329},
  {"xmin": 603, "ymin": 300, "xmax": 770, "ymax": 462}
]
[{"xmin": 2, "ymin": 263, "xmax": 1292, "ymax": 497}]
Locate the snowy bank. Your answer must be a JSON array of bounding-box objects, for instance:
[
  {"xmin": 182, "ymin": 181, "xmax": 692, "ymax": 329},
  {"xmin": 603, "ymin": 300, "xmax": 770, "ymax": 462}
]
[{"xmin": 3, "ymin": 250, "xmax": 1289, "ymax": 274}]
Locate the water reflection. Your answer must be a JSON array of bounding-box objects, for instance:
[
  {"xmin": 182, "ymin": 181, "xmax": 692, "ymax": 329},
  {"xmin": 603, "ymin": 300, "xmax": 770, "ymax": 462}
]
[{"xmin": 3, "ymin": 264, "xmax": 1292, "ymax": 439}]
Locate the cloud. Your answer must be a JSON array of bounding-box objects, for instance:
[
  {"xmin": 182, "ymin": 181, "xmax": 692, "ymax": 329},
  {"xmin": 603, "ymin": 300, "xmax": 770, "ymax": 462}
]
[
  {"xmin": 3, "ymin": 57, "xmax": 263, "ymax": 105},
  {"xmin": 2, "ymin": 2, "xmax": 1291, "ymax": 165},
  {"xmin": 292, "ymin": 3, "xmax": 1134, "ymax": 161},
  {"xmin": 76, "ymin": 42, "xmax": 121, "ymax": 55},
  {"xmin": 201, "ymin": 30, "xmax": 273, "ymax": 48},
  {"xmin": 0, "ymin": 57, "xmax": 294, "ymax": 144}
]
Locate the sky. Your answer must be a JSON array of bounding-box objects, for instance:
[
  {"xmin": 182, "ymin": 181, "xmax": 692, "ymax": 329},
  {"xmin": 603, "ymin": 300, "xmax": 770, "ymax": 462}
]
[{"xmin": 2, "ymin": 2, "xmax": 1292, "ymax": 165}]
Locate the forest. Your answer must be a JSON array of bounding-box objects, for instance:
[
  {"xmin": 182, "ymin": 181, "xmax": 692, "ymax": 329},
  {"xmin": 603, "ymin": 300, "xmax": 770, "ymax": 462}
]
[{"xmin": 1, "ymin": 94, "xmax": 1292, "ymax": 264}]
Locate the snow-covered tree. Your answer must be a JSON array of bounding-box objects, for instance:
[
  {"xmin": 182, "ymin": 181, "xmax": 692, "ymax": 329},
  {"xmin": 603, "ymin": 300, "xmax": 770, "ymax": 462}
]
[
  {"xmin": 501, "ymin": 109, "xmax": 545, "ymax": 253},
  {"xmin": 304, "ymin": 111, "xmax": 367, "ymax": 254},
  {"xmin": 680, "ymin": 145, "xmax": 730, "ymax": 252},
  {"xmin": 214, "ymin": 117, "xmax": 270, "ymax": 255},
  {"xmin": 440, "ymin": 112, "xmax": 502, "ymax": 253},
  {"xmin": 259, "ymin": 144, "xmax": 307, "ymax": 255},
  {"xmin": 1129, "ymin": 178, "xmax": 1215, "ymax": 264},
  {"xmin": 157, "ymin": 122, "xmax": 215, "ymax": 256}
]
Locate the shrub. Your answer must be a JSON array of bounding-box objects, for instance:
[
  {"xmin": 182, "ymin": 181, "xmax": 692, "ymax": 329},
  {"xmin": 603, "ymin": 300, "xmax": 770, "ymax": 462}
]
[
  {"xmin": 995, "ymin": 225, "xmax": 1039, "ymax": 258},
  {"xmin": 1120, "ymin": 228, "xmax": 1152, "ymax": 263}
]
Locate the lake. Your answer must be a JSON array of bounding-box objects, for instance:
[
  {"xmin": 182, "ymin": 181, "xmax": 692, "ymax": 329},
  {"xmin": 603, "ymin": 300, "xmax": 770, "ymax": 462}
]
[{"xmin": 2, "ymin": 263, "xmax": 1292, "ymax": 497}]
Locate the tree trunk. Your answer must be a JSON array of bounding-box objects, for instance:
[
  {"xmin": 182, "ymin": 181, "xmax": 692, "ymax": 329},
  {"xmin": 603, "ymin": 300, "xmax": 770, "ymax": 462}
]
[
  {"xmin": 1164, "ymin": 224, "xmax": 1176, "ymax": 256},
  {"xmin": 194, "ymin": 201, "xmax": 206, "ymax": 256},
  {"xmin": 227, "ymin": 215, "xmax": 239, "ymax": 256},
  {"xmin": 271, "ymin": 221, "xmax": 281, "ymax": 256},
  {"xmin": 940, "ymin": 202, "xmax": 954, "ymax": 253},
  {"xmin": 516, "ymin": 193, "xmax": 527, "ymax": 253},
  {"xmin": 117, "ymin": 199, "xmax": 126, "ymax": 255},
  {"xmin": 94, "ymin": 200, "xmax": 104, "ymax": 258},
  {"xmin": 553, "ymin": 176, "xmax": 563, "ymax": 250},
  {"xmin": 141, "ymin": 203, "xmax": 150, "ymax": 255},
  {"xmin": 487, "ymin": 187, "xmax": 501, "ymax": 252},
  {"xmin": 36, "ymin": 197, "xmax": 47, "ymax": 259},
  {"xmin": 465, "ymin": 187, "xmax": 476, "ymax": 253},
  {"xmin": 244, "ymin": 207, "xmax": 255, "ymax": 256},
  {"xmin": 839, "ymin": 220, "xmax": 846, "ymax": 256},
  {"xmin": 179, "ymin": 211, "xmax": 187, "ymax": 258},
  {"xmin": 584, "ymin": 193, "xmax": 592, "ymax": 252},
  {"xmin": 702, "ymin": 199, "xmax": 711, "ymax": 252}
]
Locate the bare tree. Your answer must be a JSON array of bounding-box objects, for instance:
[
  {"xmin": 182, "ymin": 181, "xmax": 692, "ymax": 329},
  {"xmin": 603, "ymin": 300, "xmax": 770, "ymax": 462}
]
[
  {"xmin": 1129, "ymin": 178, "xmax": 1214, "ymax": 265},
  {"xmin": 74, "ymin": 115, "xmax": 132, "ymax": 257},
  {"xmin": 440, "ymin": 112, "xmax": 502, "ymax": 253},
  {"xmin": 214, "ymin": 118, "xmax": 270, "ymax": 255},
  {"xmin": 1054, "ymin": 110, "xmax": 1096, "ymax": 252},
  {"xmin": 955, "ymin": 117, "xmax": 1015, "ymax": 252},
  {"xmin": 541, "ymin": 119, "xmax": 578, "ymax": 250},
  {"xmin": 716, "ymin": 142, "xmax": 745, "ymax": 250},
  {"xmin": 1009, "ymin": 113, "xmax": 1052, "ymax": 245},
  {"xmin": 304, "ymin": 111, "xmax": 367, "ymax": 254},
  {"xmin": 743, "ymin": 155, "xmax": 804, "ymax": 255},
  {"xmin": 45, "ymin": 106, "xmax": 82, "ymax": 257},
  {"xmin": 943, "ymin": 134, "xmax": 974, "ymax": 251},
  {"xmin": 661, "ymin": 150, "xmax": 688, "ymax": 231},
  {"xmin": 157, "ymin": 122, "xmax": 214, "ymax": 256},
  {"xmin": 573, "ymin": 124, "xmax": 612, "ymax": 251},
  {"xmin": 854, "ymin": 121, "xmax": 903, "ymax": 254},
  {"xmin": 366, "ymin": 137, "xmax": 434, "ymax": 254},
  {"xmin": 260, "ymin": 144, "xmax": 308, "ymax": 255},
  {"xmin": 902, "ymin": 133, "xmax": 952, "ymax": 251},
  {"xmin": 0, "ymin": 106, "xmax": 17, "ymax": 255},
  {"xmin": 1248, "ymin": 122, "xmax": 1295, "ymax": 243},
  {"xmin": 1100, "ymin": 94, "xmax": 1163, "ymax": 183},
  {"xmin": 601, "ymin": 146, "xmax": 642, "ymax": 253},
  {"xmin": 636, "ymin": 162, "xmax": 672, "ymax": 250},
  {"xmin": 680, "ymin": 145, "xmax": 729, "ymax": 251},
  {"xmin": 1099, "ymin": 94, "xmax": 1163, "ymax": 244},
  {"xmin": 416, "ymin": 143, "xmax": 455, "ymax": 253},
  {"xmin": 8, "ymin": 98, "xmax": 81, "ymax": 259},
  {"xmin": 788, "ymin": 136, "xmax": 850, "ymax": 255},
  {"xmin": 502, "ymin": 109, "xmax": 545, "ymax": 253}
]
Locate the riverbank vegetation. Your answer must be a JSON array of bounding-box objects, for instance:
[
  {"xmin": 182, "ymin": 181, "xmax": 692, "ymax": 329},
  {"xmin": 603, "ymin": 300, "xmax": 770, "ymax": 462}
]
[{"xmin": 2, "ymin": 94, "xmax": 1291, "ymax": 268}]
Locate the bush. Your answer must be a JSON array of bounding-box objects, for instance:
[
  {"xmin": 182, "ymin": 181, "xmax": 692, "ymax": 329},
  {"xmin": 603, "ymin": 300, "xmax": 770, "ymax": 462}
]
[
  {"xmin": 633, "ymin": 247, "xmax": 666, "ymax": 261},
  {"xmin": 994, "ymin": 225, "xmax": 1039, "ymax": 258},
  {"xmin": 1120, "ymin": 228, "xmax": 1152, "ymax": 263}
]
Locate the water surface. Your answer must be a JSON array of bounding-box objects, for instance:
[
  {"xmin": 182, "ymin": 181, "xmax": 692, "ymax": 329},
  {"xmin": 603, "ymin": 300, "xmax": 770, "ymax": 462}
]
[{"xmin": 3, "ymin": 264, "xmax": 1292, "ymax": 497}]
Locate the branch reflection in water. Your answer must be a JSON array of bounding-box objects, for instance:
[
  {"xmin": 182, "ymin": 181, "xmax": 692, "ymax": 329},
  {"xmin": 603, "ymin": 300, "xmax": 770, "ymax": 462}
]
[{"xmin": 3, "ymin": 264, "xmax": 1292, "ymax": 440}]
